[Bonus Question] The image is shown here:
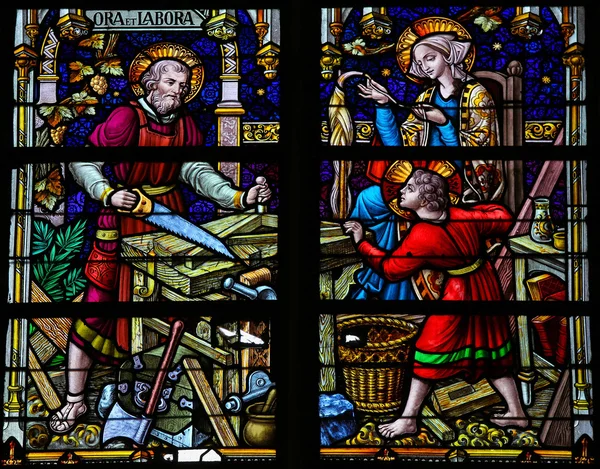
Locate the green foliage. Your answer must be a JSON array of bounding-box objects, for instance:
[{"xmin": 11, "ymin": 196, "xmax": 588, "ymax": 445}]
[
  {"xmin": 32, "ymin": 218, "xmax": 88, "ymax": 302},
  {"xmin": 48, "ymin": 353, "xmax": 65, "ymax": 367}
]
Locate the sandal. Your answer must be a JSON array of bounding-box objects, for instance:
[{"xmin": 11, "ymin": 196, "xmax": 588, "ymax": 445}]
[{"xmin": 49, "ymin": 393, "xmax": 88, "ymax": 435}]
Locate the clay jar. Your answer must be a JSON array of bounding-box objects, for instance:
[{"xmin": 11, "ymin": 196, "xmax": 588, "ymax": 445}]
[
  {"xmin": 530, "ymin": 197, "xmax": 555, "ymax": 244},
  {"xmin": 243, "ymin": 402, "xmax": 276, "ymax": 447}
]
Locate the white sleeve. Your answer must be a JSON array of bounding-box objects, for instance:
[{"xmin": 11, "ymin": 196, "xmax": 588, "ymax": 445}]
[
  {"xmin": 68, "ymin": 162, "xmax": 113, "ymax": 205},
  {"xmin": 179, "ymin": 162, "xmax": 245, "ymax": 210}
]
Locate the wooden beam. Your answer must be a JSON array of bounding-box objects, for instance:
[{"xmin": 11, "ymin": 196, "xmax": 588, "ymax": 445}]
[
  {"xmin": 421, "ymin": 405, "xmax": 455, "ymax": 441},
  {"xmin": 28, "ymin": 347, "xmax": 61, "ymax": 410},
  {"xmin": 142, "ymin": 318, "xmax": 233, "ymax": 366},
  {"xmin": 183, "ymin": 357, "xmax": 238, "ymax": 447},
  {"xmin": 31, "ymin": 318, "xmax": 72, "ymax": 353}
]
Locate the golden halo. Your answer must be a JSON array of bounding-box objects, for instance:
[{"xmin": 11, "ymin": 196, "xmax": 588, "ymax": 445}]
[
  {"xmin": 129, "ymin": 42, "xmax": 204, "ymax": 103},
  {"xmin": 382, "ymin": 160, "xmax": 463, "ymax": 219},
  {"xmin": 396, "ymin": 16, "xmax": 475, "ymax": 84}
]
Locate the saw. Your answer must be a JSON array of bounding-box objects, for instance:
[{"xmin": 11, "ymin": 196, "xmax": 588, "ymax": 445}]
[{"xmin": 121, "ymin": 188, "xmax": 238, "ymax": 260}]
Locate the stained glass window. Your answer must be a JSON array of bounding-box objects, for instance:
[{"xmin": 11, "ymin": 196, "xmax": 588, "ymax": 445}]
[
  {"xmin": 317, "ymin": 5, "xmax": 593, "ymax": 465},
  {"xmin": 5, "ymin": 8, "xmax": 281, "ymax": 465}
]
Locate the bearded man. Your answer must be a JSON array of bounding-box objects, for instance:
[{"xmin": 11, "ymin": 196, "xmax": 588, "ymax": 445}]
[{"xmin": 50, "ymin": 57, "xmax": 271, "ymax": 434}]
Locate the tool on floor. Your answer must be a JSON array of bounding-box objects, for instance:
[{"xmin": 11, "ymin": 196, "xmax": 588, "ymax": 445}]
[{"xmin": 102, "ymin": 320, "xmax": 185, "ymax": 445}]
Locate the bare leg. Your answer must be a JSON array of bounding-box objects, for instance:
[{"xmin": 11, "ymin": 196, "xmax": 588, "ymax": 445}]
[
  {"xmin": 378, "ymin": 376, "xmax": 431, "ymax": 439},
  {"xmin": 49, "ymin": 342, "xmax": 93, "ymax": 434},
  {"xmin": 489, "ymin": 375, "xmax": 529, "ymax": 428}
]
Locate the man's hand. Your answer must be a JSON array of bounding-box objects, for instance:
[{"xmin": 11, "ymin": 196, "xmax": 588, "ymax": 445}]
[
  {"xmin": 109, "ymin": 189, "xmax": 138, "ymax": 209},
  {"xmin": 245, "ymin": 176, "xmax": 272, "ymax": 205},
  {"xmin": 343, "ymin": 220, "xmax": 365, "ymax": 244},
  {"xmin": 411, "ymin": 103, "xmax": 447, "ymax": 125},
  {"xmin": 357, "ymin": 77, "xmax": 395, "ymax": 105}
]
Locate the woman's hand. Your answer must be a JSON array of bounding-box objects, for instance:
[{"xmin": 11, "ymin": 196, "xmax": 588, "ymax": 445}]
[
  {"xmin": 357, "ymin": 77, "xmax": 395, "ymax": 105},
  {"xmin": 411, "ymin": 103, "xmax": 447, "ymax": 125},
  {"xmin": 343, "ymin": 220, "xmax": 365, "ymax": 244},
  {"xmin": 109, "ymin": 189, "xmax": 138, "ymax": 210}
]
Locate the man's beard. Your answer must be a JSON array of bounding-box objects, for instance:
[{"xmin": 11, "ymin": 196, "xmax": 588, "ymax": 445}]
[{"xmin": 150, "ymin": 91, "xmax": 182, "ymax": 115}]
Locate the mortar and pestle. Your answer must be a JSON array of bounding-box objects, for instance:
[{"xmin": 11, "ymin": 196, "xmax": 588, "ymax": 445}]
[{"xmin": 243, "ymin": 387, "xmax": 276, "ymax": 447}]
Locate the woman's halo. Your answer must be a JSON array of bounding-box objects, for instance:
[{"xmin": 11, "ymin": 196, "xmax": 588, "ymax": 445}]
[
  {"xmin": 129, "ymin": 42, "xmax": 204, "ymax": 103},
  {"xmin": 396, "ymin": 16, "xmax": 475, "ymax": 84}
]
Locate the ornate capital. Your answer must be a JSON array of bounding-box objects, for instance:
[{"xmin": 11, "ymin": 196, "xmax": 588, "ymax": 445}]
[
  {"xmin": 510, "ymin": 12, "xmax": 544, "ymax": 40},
  {"xmin": 560, "ymin": 22, "xmax": 575, "ymax": 48},
  {"xmin": 359, "ymin": 12, "xmax": 392, "ymax": 40},
  {"xmin": 25, "ymin": 24, "xmax": 40, "ymax": 48},
  {"xmin": 329, "ymin": 22, "xmax": 343, "ymax": 45},
  {"xmin": 256, "ymin": 42, "xmax": 280, "ymax": 80},
  {"xmin": 255, "ymin": 21, "xmax": 269, "ymax": 47},
  {"xmin": 206, "ymin": 13, "xmax": 238, "ymax": 41},
  {"xmin": 56, "ymin": 13, "xmax": 91, "ymax": 41},
  {"xmin": 14, "ymin": 44, "xmax": 38, "ymax": 79},
  {"xmin": 563, "ymin": 43, "xmax": 585, "ymax": 79},
  {"xmin": 320, "ymin": 43, "xmax": 342, "ymax": 80}
]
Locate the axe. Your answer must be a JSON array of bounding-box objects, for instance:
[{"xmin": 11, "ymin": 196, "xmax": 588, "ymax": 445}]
[{"xmin": 102, "ymin": 320, "xmax": 185, "ymax": 445}]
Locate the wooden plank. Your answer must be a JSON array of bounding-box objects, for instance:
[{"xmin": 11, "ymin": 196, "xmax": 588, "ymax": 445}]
[
  {"xmin": 539, "ymin": 369, "xmax": 571, "ymax": 447},
  {"xmin": 320, "ymin": 223, "xmax": 344, "ymax": 238},
  {"xmin": 533, "ymin": 352, "xmax": 561, "ymax": 384},
  {"xmin": 160, "ymin": 288, "xmax": 231, "ymax": 302},
  {"xmin": 183, "ymin": 357, "xmax": 238, "ymax": 447},
  {"xmin": 430, "ymin": 379, "xmax": 502, "ymax": 418},
  {"xmin": 319, "ymin": 314, "xmax": 336, "ymax": 392},
  {"xmin": 334, "ymin": 262, "xmax": 361, "ymax": 300},
  {"xmin": 31, "ymin": 318, "xmax": 72, "ymax": 353},
  {"xmin": 226, "ymin": 233, "xmax": 277, "ymax": 246},
  {"xmin": 142, "ymin": 318, "xmax": 233, "ymax": 366},
  {"xmin": 28, "ymin": 347, "xmax": 61, "ymax": 410},
  {"xmin": 30, "ymin": 331, "xmax": 57, "ymax": 364},
  {"xmin": 421, "ymin": 405, "xmax": 455, "ymax": 441},
  {"xmin": 230, "ymin": 244, "xmax": 260, "ymax": 266}
]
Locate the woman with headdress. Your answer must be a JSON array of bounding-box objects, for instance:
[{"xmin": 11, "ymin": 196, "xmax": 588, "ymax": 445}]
[
  {"xmin": 357, "ymin": 31, "xmax": 499, "ymax": 148},
  {"xmin": 346, "ymin": 30, "xmax": 499, "ymax": 300}
]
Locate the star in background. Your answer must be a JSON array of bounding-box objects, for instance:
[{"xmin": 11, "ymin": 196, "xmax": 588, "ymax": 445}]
[
  {"xmin": 493, "ymin": 42, "xmax": 502, "ymax": 51},
  {"xmin": 381, "ymin": 68, "xmax": 391, "ymax": 77},
  {"xmin": 542, "ymin": 76, "xmax": 551, "ymax": 84},
  {"xmin": 257, "ymin": 88, "xmax": 266, "ymax": 96}
]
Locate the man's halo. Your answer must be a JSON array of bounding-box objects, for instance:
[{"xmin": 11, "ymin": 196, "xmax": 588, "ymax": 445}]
[
  {"xmin": 129, "ymin": 42, "xmax": 204, "ymax": 103},
  {"xmin": 396, "ymin": 16, "xmax": 475, "ymax": 84}
]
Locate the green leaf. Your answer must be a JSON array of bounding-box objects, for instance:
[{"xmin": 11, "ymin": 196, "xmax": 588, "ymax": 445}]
[
  {"xmin": 32, "ymin": 220, "xmax": 54, "ymax": 255},
  {"xmin": 39, "ymin": 106, "xmax": 56, "ymax": 117},
  {"xmin": 83, "ymin": 107, "xmax": 96, "ymax": 116},
  {"xmin": 48, "ymin": 353, "xmax": 65, "ymax": 367},
  {"xmin": 99, "ymin": 58, "xmax": 124, "ymax": 77},
  {"xmin": 64, "ymin": 268, "xmax": 87, "ymax": 301},
  {"xmin": 79, "ymin": 34, "xmax": 105, "ymax": 49},
  {"xmin": 58, "ymin": 107, "xmax": 75, "ymax": 119}
]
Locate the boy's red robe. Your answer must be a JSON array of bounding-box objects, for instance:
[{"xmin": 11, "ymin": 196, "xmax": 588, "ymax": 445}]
[{"xmin": 356, "ymin": 204, "xmax": 514, "ymax": 383}]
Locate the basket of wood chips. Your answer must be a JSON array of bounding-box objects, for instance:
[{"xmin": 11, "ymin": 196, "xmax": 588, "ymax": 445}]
[{"xmin": 337, "ymin": 316, "xmax": 418, "ymax": 414}]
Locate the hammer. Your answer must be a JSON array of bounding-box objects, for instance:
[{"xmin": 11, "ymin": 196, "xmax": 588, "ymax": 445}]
[{"xmin": 102, "ymin": 320, "xmax": 185, "ymax": 445}]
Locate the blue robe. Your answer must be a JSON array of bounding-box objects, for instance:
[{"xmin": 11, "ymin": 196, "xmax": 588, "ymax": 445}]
[{"xmin": 351, "ymin": 89, "xmax": 462, "ymax": 300}]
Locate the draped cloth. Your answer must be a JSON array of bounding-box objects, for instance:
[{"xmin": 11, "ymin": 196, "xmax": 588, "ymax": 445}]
[
  {"xmin": 356, "ymin": 204, "xmax": 514, "ymax": 383},
  {"xmin": 70, "ymin": 102, "xmax": 205, "ymax": 364}
]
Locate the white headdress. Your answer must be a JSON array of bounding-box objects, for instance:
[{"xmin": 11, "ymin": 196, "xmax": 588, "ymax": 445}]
[{"xmin": 408, "ymin": 33, "xmax": 472, "ymax": 82}]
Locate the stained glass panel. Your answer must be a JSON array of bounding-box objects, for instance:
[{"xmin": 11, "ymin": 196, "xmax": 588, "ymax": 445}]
[{"xmin": 320, "ymin": 6, "xmax": 586, "ymax": 147}]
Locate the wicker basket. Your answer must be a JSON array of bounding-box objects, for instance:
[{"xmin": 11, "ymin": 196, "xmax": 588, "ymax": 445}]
[{"xmin": 337, "ymin": 316, "xmax": 418, "ymax": 414}]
